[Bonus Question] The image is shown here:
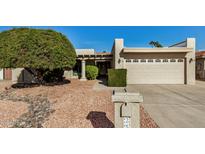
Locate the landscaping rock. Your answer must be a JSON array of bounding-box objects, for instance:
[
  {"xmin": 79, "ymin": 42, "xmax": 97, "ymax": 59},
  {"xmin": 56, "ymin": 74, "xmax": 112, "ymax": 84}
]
[
  {"xmin": 140, "ymin": 105, "xmax": 159, "ymax": 128},
  {"xmin": 0, "ymin": 80, "xmax": 158, "ymax": 128},
  {"xmin": 0, "ymin": 89, "xmax": 55, "ymax": 128}
]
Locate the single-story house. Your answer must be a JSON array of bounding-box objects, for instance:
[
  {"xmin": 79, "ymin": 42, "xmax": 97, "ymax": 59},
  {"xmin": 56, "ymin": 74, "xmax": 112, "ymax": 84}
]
[
  {"xmin": 4, "ymin": 38, "xmax": 196, "ymax": 85},
  {"xmin": 196, "ymin": 51, "xmax": 205, "ymax": 80}
]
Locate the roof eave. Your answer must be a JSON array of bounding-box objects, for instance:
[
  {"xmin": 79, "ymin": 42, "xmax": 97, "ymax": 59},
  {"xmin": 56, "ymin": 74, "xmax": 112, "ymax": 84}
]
[{"xmin": 123, "ymin": 47, "xmax": 192, "ymax": 53}]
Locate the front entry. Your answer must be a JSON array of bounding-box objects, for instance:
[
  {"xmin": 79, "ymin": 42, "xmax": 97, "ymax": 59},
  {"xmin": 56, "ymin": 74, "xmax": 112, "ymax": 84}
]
[{"xmin": 96, "ymin": 61, "xmax": 111, "ymax": 76}]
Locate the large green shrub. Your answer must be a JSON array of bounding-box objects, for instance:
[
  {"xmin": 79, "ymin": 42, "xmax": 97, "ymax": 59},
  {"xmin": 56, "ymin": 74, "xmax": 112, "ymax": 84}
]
[
  {"xmin": 86, "ymin": 65, "xmax": 99, "ymax": 80},
  {"xmin": 108, "ymin": 69, "xmax": 127, "ymax": 87},
  {"xmin": 0, "ymin": 28, "xmax": 76, "ymax": 83}
]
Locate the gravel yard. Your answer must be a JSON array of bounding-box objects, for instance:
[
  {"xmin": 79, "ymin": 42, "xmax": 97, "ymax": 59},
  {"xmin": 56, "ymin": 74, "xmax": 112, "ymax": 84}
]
[
  {"xmin": 0, "ymin": 100, "xmax": 27, "ymax": 127},
  {"xmin": 0, "ymin": 80, "xmax": 158, "ymax": 128}
]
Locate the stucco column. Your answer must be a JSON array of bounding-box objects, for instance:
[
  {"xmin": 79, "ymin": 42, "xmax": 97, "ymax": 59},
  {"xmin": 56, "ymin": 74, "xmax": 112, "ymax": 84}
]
[
  {"xmin": 186, "ymin": 38, "xmax": 196, "ymax": 85},
  {"xmin": 80, "ymin": 59, "xmax": 87, "ymax": 81}
]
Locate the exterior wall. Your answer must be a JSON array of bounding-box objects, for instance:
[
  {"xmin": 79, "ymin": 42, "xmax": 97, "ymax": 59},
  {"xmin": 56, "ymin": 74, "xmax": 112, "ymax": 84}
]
[
  {"xmin": 64, "ymin": 69, "xmax": 78, "ymax": 79},
  {"xmin": 12, "ymin": 68, "xmax": 24, "ymax": 83},
  {"xmin": 4, "ymin": 68, "xmax": 12, "ymax": 80},
  {"xmin": 12, "ymin": 68, "xmax": 78, "ymax": 83},
  {"xmin": 111, "ymin": 39, "xmax": 124, "ymax": 69},
  {"xmin": 64, "ymin": 70, "xmax": 73, "ymax": 79},
  {"xmin": 12, "ymin": 68, "xmax": 37, "ymax": 83}
]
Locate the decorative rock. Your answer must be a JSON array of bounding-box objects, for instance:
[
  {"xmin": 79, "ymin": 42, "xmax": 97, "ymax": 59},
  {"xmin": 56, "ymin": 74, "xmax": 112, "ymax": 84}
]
[{"xmin": 0, "ymin": 89, "xmax": 55, "ymax": 128}]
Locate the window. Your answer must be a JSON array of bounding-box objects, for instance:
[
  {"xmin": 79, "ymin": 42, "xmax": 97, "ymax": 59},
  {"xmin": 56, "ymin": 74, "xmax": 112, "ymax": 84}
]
[
  {"xmin": 147, "ymin": 59, "xmax": 154, "ymax": 63},
  {"xmin": 162, "ymin": 59, "xmax": 168, "ymax": 62},
  {"xmin": 140, "ymin": 59, "xmax": 146, "ymax": 63},
  {"xmin": 126, "ymin": 59, "xmax": 131, "ymax": 63},
  {"xmin": 170, "ymin": 59, "xmax": 176, "ymax": 62},
  {"xmin": 148, "ymin": 59, "xmax": 153, "ymax": 63},
  {"xmin": 133, "ymin": 59, "xmax": 139, "ymax": 63},
  {"xmin": 178, "ymin": 59, "xmax": 184, "ymax": 62},
  {"xmin": 155, "ymin": 59, "xmax": 161, "ymax": 62}
]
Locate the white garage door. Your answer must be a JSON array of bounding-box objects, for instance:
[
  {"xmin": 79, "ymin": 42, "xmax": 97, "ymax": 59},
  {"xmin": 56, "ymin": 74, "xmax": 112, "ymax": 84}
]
[
  {"xmin": 126, "ymin": 58, "xmax": 185, "ymax": 84},
  {"xmin": 0, "ymin": 69, "xmax": 3, "ymax": 80}
]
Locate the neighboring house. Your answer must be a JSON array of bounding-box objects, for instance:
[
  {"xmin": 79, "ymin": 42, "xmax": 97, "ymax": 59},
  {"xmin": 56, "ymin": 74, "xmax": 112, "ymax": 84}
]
[
  {"xmin": 10, "ymin": 38, "xmax": 196, "ymax": 85},
  {"xmin": 196, "ymin": 51, "xmax": 205, "ymax": 80}
]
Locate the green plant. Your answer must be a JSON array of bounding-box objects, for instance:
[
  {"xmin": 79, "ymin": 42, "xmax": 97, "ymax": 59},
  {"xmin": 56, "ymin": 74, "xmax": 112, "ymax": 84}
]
[
  {"xmin": 0, "ymin": 28, "xmax": 76, "ymax": 83},
  {"xmin": 149, "ymin": 41, "xmax": 163, "ymax": 48},
  {"xmin": 42, "ymin": 68, "xmax": 64, "ymax": 82},
  {"xmin": 85, "ymin": 65, "xmax": 99, "ymax": 80},
  {"xmin": 108, "ymin": 69, "xmax": 127, "ymax": 87}
]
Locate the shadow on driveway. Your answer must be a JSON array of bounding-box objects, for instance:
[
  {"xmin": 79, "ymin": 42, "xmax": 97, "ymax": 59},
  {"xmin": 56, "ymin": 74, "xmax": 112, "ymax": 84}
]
[{"xmin": 86, "ymin": 111, "xmax": 114, "ymax": 128}]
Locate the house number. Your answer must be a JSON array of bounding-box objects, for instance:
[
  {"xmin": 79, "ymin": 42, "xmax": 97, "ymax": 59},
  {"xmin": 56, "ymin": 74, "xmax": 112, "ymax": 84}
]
[{"xmin": 123, "ymin": 117, "xmax": 130, "ymax": 128}]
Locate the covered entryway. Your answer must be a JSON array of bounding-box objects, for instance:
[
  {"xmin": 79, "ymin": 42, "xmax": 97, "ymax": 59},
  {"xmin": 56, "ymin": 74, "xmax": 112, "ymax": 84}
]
[
  {"xmin": 126, "ymin": 58, "xmax": 185, "ymax": 84},
  {"xmin": 76, "ymin": 52, "xmax": 113, "ymax": 81},
  {"xmin": 96, "ymin": 61, "xmax": 111, "ymax": 76}
]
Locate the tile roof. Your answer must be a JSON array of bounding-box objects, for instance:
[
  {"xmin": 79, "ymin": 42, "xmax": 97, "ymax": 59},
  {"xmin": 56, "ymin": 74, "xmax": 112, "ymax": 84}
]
[{"xmin": 196, "ymin": 51, "xmax": 205, "ymax": 57}]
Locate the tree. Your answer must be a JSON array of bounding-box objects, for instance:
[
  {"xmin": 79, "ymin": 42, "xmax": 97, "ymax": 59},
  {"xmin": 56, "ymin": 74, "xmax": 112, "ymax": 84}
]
[
  {"xmin": 149, "ymin": 41, "xmax": 163, "ymax": 48},
  {"xmin": 0, "ymin": 28, "xmax": 76, "ymax": 83}
]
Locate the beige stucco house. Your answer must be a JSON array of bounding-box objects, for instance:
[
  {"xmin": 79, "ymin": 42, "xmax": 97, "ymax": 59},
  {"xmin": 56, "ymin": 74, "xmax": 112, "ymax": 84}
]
[{"xmin": 11, "ymin": 38, "xmax": 196, "ymax": 85}]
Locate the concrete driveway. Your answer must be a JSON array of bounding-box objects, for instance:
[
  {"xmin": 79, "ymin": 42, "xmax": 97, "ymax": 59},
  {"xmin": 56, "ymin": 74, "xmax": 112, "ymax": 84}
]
[{"xmin": 126, "ymin": 81, "xmax": 205, "ymax": 128}]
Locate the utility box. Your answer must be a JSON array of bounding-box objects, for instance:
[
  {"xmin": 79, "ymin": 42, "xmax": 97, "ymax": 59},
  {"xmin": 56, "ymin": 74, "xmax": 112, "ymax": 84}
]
[{"xmin": 112, "ymin": 90, "xmax": 143, "ymax": 128}]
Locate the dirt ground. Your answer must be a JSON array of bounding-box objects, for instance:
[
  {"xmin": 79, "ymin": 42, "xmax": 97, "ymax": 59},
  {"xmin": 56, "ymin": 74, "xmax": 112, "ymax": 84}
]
[{"xmin": 0, "ymin": 79, "xmax": 158, "ymax": 128}]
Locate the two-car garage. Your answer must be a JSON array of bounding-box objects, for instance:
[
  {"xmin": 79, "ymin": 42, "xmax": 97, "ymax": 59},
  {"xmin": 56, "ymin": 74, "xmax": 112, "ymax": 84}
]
[
  {"xmin": 111, "ymin": 38, "xmax": 195, "ymax": 85},
  {"xmin": 125, "ymin": 57, "xmax": 185, "ymax": 84}
]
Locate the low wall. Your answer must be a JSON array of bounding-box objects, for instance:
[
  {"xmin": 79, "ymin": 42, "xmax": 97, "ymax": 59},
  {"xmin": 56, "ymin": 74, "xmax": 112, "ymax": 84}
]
[
  {"xmin": 12, "ymin": 68, "xmax": 37, "ymax": 83},
  {"xmin": 4, "ymin": 69, "xmax": 12, "ymax": 80}
]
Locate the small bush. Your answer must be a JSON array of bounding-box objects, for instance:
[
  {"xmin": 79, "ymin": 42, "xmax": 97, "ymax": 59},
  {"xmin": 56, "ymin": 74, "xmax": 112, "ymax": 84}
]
[
  {"xmin": 86, "ymin": 65, "xmax": 99, "ymax": 80},
  {"xmin": 108, "ymin": 69, "xmax": 127, "ymax": 87}
]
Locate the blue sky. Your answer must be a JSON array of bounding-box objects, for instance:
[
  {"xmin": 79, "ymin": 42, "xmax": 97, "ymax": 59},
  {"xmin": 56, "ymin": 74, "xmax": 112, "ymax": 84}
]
[{"xmin": 0, "ymin": 26, "xmax": 205, "ymax": 52}]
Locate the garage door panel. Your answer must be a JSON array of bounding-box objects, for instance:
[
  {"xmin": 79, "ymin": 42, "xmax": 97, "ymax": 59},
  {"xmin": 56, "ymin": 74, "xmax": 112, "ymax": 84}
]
[{"xmin": 126, "ymin": 61, "xmax": 184, "ymax": 84}]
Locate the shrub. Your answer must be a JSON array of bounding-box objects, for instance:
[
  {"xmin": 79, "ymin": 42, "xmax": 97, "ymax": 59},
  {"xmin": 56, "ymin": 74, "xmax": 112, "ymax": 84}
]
[
  {"xmin": 0, "ymin": 28, "xmax": 76, "ymax": 84},
  {"xmin": 108, "ymin": 69, "xmax": 127, "ymax": 87},
  {"xmin": 43, "ymin": 68, "xmax": 64, "ymax": 83},
  {"xmin": 85, "ymin": 65, "xmax": 99, "ymax": 80}
]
